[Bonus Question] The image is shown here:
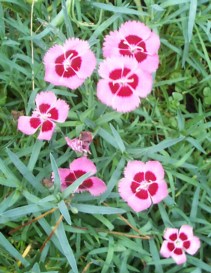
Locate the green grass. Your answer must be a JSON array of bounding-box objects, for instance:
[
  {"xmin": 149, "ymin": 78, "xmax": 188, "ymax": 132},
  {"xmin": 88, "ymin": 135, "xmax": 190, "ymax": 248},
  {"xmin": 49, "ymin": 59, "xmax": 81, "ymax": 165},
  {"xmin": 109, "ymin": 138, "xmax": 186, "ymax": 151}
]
[{"xmin": 0, "ymin": 0, "xmax": 211, "ymax": 272}]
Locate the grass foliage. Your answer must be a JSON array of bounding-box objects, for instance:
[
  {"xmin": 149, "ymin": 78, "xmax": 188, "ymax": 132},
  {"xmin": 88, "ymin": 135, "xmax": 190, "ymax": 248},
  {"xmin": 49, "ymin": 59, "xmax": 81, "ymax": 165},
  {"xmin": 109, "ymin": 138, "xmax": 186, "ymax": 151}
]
[{"xmin": 0, "ymin": 0, "xmax": 211, "ymax": 272}]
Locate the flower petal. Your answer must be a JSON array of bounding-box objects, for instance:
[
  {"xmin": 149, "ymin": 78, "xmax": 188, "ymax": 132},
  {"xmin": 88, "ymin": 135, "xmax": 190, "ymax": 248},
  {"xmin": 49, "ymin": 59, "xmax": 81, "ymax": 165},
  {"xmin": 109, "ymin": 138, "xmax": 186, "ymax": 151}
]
[
  {"xmin": 58, "ymin": 168, "xmax": 71, "ymax": 190},
  {"xmin": 103, "ymin": 30, "xmax": 121, "ymax": 58},
  {"xmin": 179, "ymin": 225, "xmax": 193, "ymax": 239},
  {"xmin": 18, "ymin": 116, "xmax": 41, "ymax": 135},
  {"xmin": 35, "ymin": 91, "xmax": 57, "ymax": 110},
  {"xmin": 123, "ymin": 161, "xmax": 146, "ymax": 180},
  {"xmin": 171, "ymin": 250, "xmax": 187, "ymax": 265},
  {"xmin": 85, "ymin": 177, "xmax": 107, "ymax": 196},
  {"xmin": 98, "ymin": 56, "xmax": 139, "ymax": 79},
  {"xmin": 145, "ymin": 161, "xmax": 165, "ymax": 180},
  {"xmin": 37, "ymin": 120, "xmax": 55, "ymax": 140},
  {"xmin": 53, "ymin": 98, "xmax": 69, "ymax": 122},
  {"xmin": 184, "ymin": 236, "xmax": 200, "ymax": 255},
  {"xmin": 134, "ymin": 69, "xmax": 153, "ymax": 98},
  {"xmin": 97, "ymin": 79, "xmax": 141, "ymax": 112},
  {"xmin": 69, "ymin": 157, "xmax": 96, "ymax": 175},
  {"xmin": 163, "ymin": 228, "xmax": 179, "ymax": 241},
  {"xmin": 138, "ymin": 54, "xmax": 159, "ymax": 73},
  {"xmin": 119, "ymin": 21, "xmax": 151, "ymax": 41},
  {"xmin": 160, "ymin": 240, "xmax": 172, "ymax": 258},
  {"xmin": 127, "ymin": 193, "xmax": 152, "ymax": 212},
  {"xmin": 145, "ymin": 31, "xmax": 160, "ymax": 54},
  {"xmin": 150, "ymin": 180, "xmax": 168, "ymax": 204}
]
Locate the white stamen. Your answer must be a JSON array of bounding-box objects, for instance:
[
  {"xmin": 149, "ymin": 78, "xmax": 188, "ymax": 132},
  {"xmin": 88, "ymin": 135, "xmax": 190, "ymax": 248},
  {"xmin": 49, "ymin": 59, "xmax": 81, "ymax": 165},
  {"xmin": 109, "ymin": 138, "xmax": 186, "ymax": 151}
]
[{"xmin": 112, "ymin": 77, "xmax": 134, "ymax": 85}]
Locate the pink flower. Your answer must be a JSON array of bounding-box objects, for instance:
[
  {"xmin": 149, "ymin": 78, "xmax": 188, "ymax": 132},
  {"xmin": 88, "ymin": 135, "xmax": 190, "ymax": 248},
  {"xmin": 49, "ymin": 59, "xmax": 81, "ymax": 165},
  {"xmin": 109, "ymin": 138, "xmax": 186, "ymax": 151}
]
[
  {"xmin": 58, "ymin": 157, "xmax": 107, "ymax": 196},
  {"xmin": 65, "ymin": 131, "xmax": 93, "ymax": 155},
  {"xmin": 18, "ymin": 91, "xmax": 69, "ymax": 140},
  {"xmin": 43, "ymin": 38, "xmax": 96, "ymax": 89},
  {"xmin": 160, "ymin": 225, "xmax": 201, "ymax": 265},
  {"xmin": 97, "ymin": 56, "xmax": 153, "ymax": 113},
  {"xmin": 118, "ymin": 160, "xmax": 168, "ymax": 212},
  {"xmin": 103, "ymin": 20, "xmax": 160, "ymax": 73}
]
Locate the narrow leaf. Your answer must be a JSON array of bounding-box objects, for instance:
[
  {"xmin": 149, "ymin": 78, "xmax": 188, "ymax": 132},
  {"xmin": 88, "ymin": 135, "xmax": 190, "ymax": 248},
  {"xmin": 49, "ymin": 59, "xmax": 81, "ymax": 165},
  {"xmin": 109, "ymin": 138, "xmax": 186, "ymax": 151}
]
[
  {"xmin": 56, "ymin": 221, "xmax": 78, "ymax": 273},
  {"xmin": 58, "ymin": 200, "xmax": 72, "ymax": 225},
  {"xmin": 0, "ymin": 232, "xmax": 29, "ymax": 267},
  {"xmin": 72, "ymin": 203, "xmax": 125, "ymax": 214}
]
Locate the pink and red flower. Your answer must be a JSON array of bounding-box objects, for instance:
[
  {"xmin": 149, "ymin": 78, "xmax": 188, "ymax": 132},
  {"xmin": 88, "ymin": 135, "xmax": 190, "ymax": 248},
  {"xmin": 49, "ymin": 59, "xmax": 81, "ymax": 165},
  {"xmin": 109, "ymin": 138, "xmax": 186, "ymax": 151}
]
[
  {"xmin": 103, "ymin": 20, "xmax": 160, "ymax": 73},
  {"xmin": 160, "ymin": 225, "xmax": 201, "ymax": 264},
  {"xmin": 97, "ymin": 56, "xmax": 152, "ymax": 112},
  {"xmin": 65, "ymin": 131, "xmax": 93, "ymax": 155},
  {"xmin": 43, "ymin": 38, "xmax": 96, "ymax": 89},
  {"xmin": 58, "ymin": 157, "xmax": 107, "ymax": 196},
  {"xmin": 118, "ymin": 160, "xmax": 168, "ymax": 212},
  {"xmin": 18, "ymin": 91, "xmax": 69, "ymax": 140}
]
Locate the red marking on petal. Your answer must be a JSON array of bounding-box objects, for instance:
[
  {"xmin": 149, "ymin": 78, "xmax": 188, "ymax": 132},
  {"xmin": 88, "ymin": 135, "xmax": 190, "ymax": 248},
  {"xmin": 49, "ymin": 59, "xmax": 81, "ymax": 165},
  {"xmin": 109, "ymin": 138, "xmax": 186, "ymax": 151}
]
[
  {"xmin": 117, "ymin": 86, "xmax": 133, "ymax": 97},
  {"xmin": 148, "ymin": 183, "xmax": 158, "ymax": 196},
  {"xmin": 169, "ymin": 233, "xmax": 178, "ymax": 241},
  {"xmin": 42, "ymin": 120, "xmax": 53, "ymax": 132},
  {"xmin": 65, "ymin": 172, "xmax": 76, "ymax": 186},
  {"xmin": 129, "ymin": 74, "xmax": 139, "ymax": 89},
  {"xmin": 118, "ymin": 35, "xmax": 147, "ymax": 63},
  {"xmin": 136, "ymin": 189, "xmax": 148, "ymax": 199},
  {"xmin": 79, "ymin": 178, "xmax": 93, "ymax": 189},
  {"xmin": 183, "ymin": 240, "xmax": 190, "ymax": 249},
  {"xmin": 30, "ymin": 118, "xmax": 41, "ymax": 129},
  {"xmin": 130, "ymin": 181, "xmax": 148, "ymax": 199},
  {"xmin": 55, "ymin": 50, "xmax": 82, "ymax": 78},
  {"xmin": 48, "ymin": 108, "xmax": 59, "ymax": 120},
  {"xmin": 65, "ymin": 170, "xmax": 93, "ymax": 189},
  {"xmin": 145, "ymin": 171, "xmax": 156, "ymax": 181},
  {"xmin": 167, "ymin": 242, "xmax": 175, "ymax": 252},
  {"xmin": 174, "ymin": 248, "xmax": 183, "ymax": 255},
  {"xmin": 134, "ymin": 172, "xmax": 144, "ymax": 182},
  {"xmin": 110, "ymin": 68, "xmax": 125, "ymax": 80},
  {"xmin": 109, "ymin": 82, "xmax": 120, "ymax": 94},
  {"xmin": 39, "ymin": 103, "xmax": 50, "ymax": 114},
  {"xmin": 179, "ymin": 232, "xmax": 188, "ymax": 241}
]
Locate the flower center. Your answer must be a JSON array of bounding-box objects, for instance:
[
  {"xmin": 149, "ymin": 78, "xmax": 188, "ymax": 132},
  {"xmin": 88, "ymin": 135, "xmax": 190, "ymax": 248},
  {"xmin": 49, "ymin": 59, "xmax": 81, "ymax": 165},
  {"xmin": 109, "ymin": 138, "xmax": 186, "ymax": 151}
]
[
  {"xmin": 55, "ymin": 50, "xmax": 82, "ymax": 78},
  {"xmin": 33, "ymin": 109, "xmax": 51, "ymax": 120},
  {"xmin": 118, "ymin": 35, "xmax": 147, "ymax": 63},
  {"xmin": 135, "ymin": 180, "xmax": 153, "ymax": 192},
  {"xmin": 111, "ymin": 77, "xmax": 134, "ymax": 86},
  {"xmin": 123, "ymin": 40, "xmax": 144, "ymax": 53},
  {"xmin": 175, "ymin": 239, "xmax": 183, "ymax": 248},
  {"xmin": 63, "ymin": 53, "xmax": 73, "ymax": 71},
  {"xmin": 109, "ymin": 68, "xmax": 138, "ymax": 97},
  {"xmin": 130, "ymin": 171, "xmax": 158, "ymax": 200}
]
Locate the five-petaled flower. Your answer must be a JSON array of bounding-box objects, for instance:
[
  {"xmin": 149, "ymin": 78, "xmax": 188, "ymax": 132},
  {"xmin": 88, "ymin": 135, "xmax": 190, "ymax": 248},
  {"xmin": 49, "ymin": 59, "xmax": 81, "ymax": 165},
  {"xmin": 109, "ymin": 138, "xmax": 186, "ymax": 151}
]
[
  {"xmin": 18, "ymin": 91, "xmax": 69, "ymax": 140},
  {"xmin": 103, "ymin": 20, "xmax": 160, "ymax": 73},
  {"xmin": 160, "ymin": 225, "xmax": 201, "ymax": 265},
  {"xmin": 57, "ymin": 157, "xmax": 107, "ymax": 196},
  {"xmin": 118, "ymin": 160, "xmax": 168, "ymax": 212},
  {"xmin": 43, "ymin": 38, "xmax": 96, "ymax": 89},
  {"xmin": 97, "ymin": 56, "xmax": 152, "ymax": 112}
]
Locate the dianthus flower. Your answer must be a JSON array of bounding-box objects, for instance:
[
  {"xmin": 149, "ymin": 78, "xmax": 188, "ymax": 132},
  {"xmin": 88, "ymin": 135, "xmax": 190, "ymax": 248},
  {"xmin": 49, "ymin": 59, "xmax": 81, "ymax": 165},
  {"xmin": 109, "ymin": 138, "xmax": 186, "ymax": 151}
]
[
  {"xmin": 65, "ymin": 131, "xmax": 93, "ymax": 155},
  {"xmin": 103, "ymin": 20, "xmax": 160, "ymax": 73},
  {"xmin": 118, "ymin": 160, "xmax": 168, "ymax": 212},
  {"xmin": 18, "ymin": 91, "xmax": 69, "ymax": 140},
  {"xmin": 58, "ymin": 157, "xmax": 106, "ymax": 196},
  {"xmin": 160, "ymin": 225, "xmax": 201, "ymax": 264},
  {"xmin": 43, "ymin": 38, "xmax": 96, "ymax": 89},
  {"xmin": 97, "ymin": 56, "xmax": 152, "ymax": 113}
]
